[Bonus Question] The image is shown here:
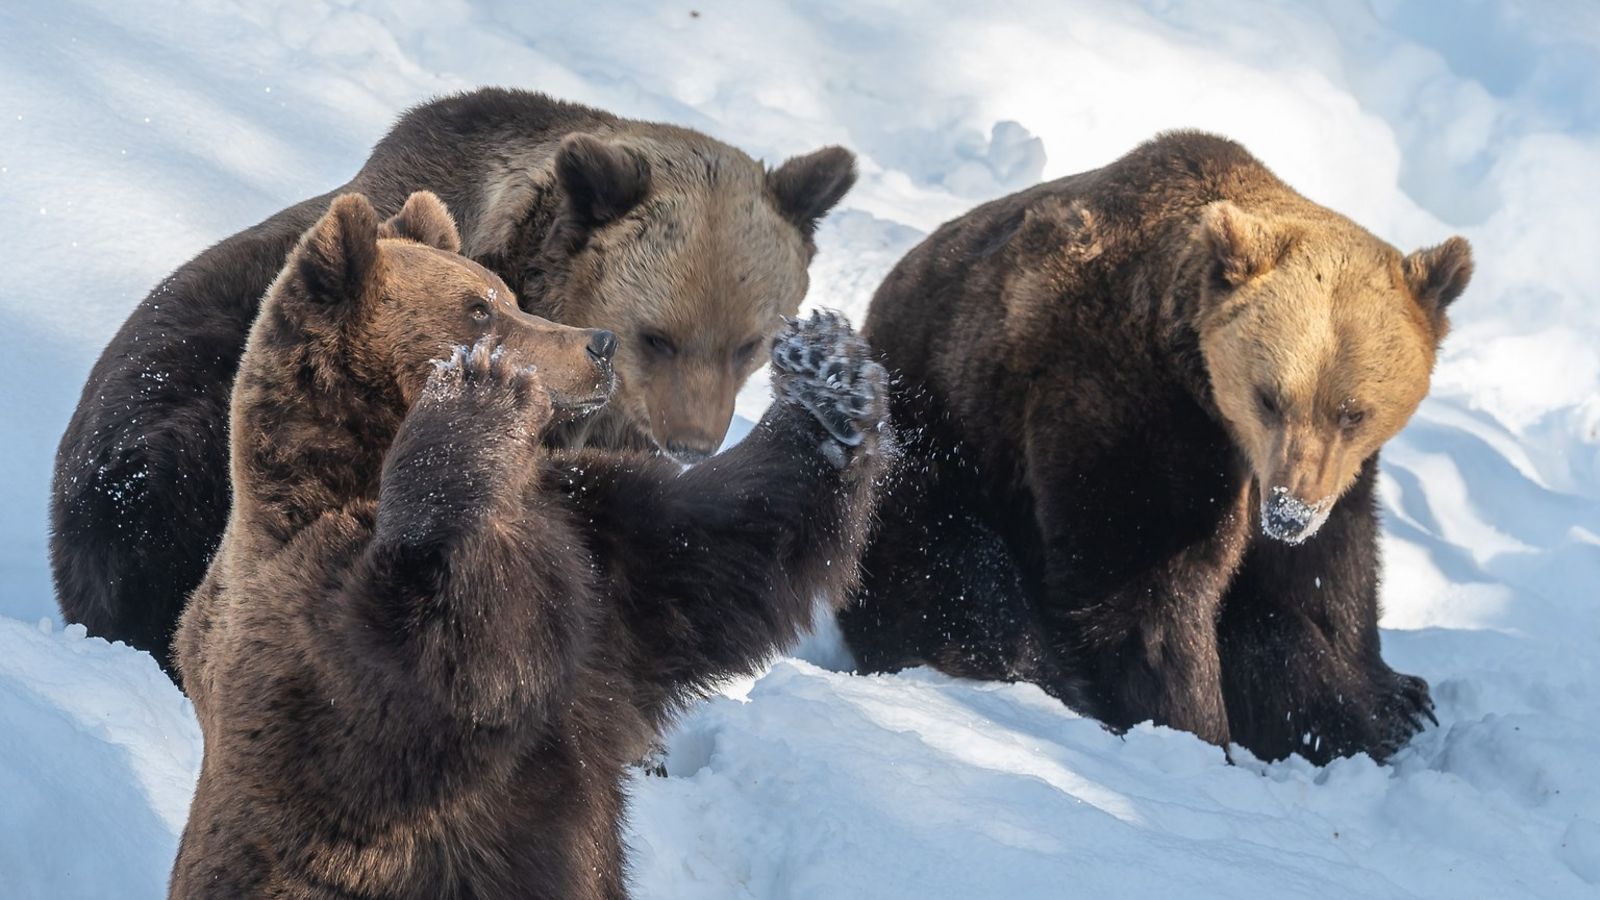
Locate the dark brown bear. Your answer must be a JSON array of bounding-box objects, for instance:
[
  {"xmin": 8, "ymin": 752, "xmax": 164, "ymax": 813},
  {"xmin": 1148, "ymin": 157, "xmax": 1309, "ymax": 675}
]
[
  {"xmin": 52, "ymin": 87, "xmax": 858, "ymax": 673},
  {"xmin": 838, "ymin": 131, "xmax": 1473, "ymax": 764},
  {"xmin": 170, "ymin": 191, "xmax": 888, "ymax": 899}
]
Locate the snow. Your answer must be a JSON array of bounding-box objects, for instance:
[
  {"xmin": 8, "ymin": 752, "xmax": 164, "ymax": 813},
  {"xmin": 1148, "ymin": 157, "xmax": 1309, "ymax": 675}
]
[
  {"xmin": 0, "ymin": 618, "xmax": 201, "ymax": 898},
  {"xmin": 1, "ymin": 1, "xmax": 1597, "ymax": 897}
]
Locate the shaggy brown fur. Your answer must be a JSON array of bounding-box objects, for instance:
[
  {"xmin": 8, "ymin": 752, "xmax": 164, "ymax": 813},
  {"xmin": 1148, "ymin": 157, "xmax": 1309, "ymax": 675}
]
[
  {"xmin": 838, "ymin": 131, "xmax": 1472, "ymax": 764},
  {"xmin": 53, "ymin": 88, "xmax": 857, "ymax": 673},
  {"xmin": 171, "ymin": 192, "xmax": 889, "ymax": 899}
]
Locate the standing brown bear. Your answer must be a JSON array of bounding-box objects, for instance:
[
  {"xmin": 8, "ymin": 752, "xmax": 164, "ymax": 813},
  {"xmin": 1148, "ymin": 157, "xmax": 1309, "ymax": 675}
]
[
  {"xmin": 838, "ymin": 131, "xmax": 1473, "ymax": 764},
  {"xmin": 171, "ymin": 190, "xmax": 888, "ymax": 899},
  {"xmin": 52, "ymin": 87, "xmax": 857, "ymax": 674}
]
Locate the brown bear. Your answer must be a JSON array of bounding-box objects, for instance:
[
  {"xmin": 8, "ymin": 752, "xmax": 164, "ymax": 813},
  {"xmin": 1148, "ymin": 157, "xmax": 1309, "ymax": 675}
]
[
  {"xmin": 170, "ymin": 190, "xmax": 889, "ymax": 899},
  {"xmin": 837, "ymin": 131, "xmax": 1473, "ymax": 764},
  {"xmin": 52, "ymin": 87, "xmax": 858, "ymax": 674}
]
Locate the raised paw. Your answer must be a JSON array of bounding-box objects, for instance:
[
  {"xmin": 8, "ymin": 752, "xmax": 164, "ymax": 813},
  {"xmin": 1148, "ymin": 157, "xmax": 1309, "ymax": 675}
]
[
  {"xmin": 770, "ymin": 310, "xmax": 888, "ymax": 453},
  {"xmin": 422, "ymin": 335, "xmax": 553, "ymax": 437}
]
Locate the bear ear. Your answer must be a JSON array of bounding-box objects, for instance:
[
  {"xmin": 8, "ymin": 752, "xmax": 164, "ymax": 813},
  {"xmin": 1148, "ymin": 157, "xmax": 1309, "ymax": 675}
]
[
  {"xmin": 379, "ymin": 191, "xmax": 461, "ymax": 253},
  {"xmin": 555, "ymin": 134, "xmax": 651, "ymax": 232},
  {"xmin": 297, "ymin": 193, "xmax": 382, "ymax": 306},
  {"xmin": 1403, "ymin": 236, "xmax": 1473, "ymax": 320},
  {"xmin": 1200, "ymin": 201, "xmax": 1288, "ymax": 288},
  {"xmin": 767, "ymin": 145, "xmax": 857, "ymax": 237}
]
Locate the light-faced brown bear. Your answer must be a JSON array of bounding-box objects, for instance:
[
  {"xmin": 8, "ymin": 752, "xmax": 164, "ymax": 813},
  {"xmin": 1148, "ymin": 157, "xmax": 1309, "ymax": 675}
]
[
  {"xmin": 169, "ymin": 191, "xmax": 889, "ymax": 899},
  {"xmin": 838, "ymin": 131, "xmax": 1473, "ymax": 764},
  {"xmin": 53, "ymin": 87, "xmax": 858, "ymax": 674}
]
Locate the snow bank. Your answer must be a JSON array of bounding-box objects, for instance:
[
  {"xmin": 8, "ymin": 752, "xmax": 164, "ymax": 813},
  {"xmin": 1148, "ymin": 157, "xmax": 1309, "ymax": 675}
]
[
  {"xmin": 1, "ymin": 0, "xmax": 1597, "ymax": 897},
  {"xmin": 633, "ymin": 660, "xmax": 1597, "ymax": 898},
  {"xmin": 0, "ymin": 618, "xmax": 199, "ymax": 897}
]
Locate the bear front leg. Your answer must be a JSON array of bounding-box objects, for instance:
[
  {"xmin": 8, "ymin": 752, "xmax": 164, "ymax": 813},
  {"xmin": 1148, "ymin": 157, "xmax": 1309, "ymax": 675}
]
[
  {"xmin": 552, "ymin": 311, "xmax": 891, "ymax": 724},
  {"xmin": 348, "ymin": 337, "xmax": 588, "ymax": 729},
  {"xmin": 373, "ymin": 337, "xmax": 550, "ymax": 545},
  {"xmin": 1030, "ymin": 435, "xmax": 1253, "ymax": 749},
  {"xmin": 1218, "ymin": 459, "xmax": 1435, "ymax": 764},
  {"xmin": 1053, "ymin": 543, "xmax": 1240, "ymax": 749},
  {"xmin": 838, "ymin": 443, "xmax": 1094, "ymax": 711}
]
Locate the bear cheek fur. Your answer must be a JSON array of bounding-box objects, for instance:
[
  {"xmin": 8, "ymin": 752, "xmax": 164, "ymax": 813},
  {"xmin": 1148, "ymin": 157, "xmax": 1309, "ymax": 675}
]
[
  {"xmin": 1199, "ymin": 251, "xmax": 1438, "ymax": 541},
  {"xmin": 352, "ymin": 250, "xmax": 480, "ymax": 406}
]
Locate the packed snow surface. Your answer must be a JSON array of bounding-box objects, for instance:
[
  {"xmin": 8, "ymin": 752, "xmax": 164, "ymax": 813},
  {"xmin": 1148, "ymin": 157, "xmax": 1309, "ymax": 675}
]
[{"xmin": 2, "ymin": 1, "xmax": 1597, "ymax": 897}]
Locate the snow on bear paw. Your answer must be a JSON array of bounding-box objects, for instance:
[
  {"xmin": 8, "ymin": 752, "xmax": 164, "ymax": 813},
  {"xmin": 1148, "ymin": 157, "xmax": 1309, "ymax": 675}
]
[{"xmin": 771, "ymin": 309, "xmax": 888, "ymax": 464}]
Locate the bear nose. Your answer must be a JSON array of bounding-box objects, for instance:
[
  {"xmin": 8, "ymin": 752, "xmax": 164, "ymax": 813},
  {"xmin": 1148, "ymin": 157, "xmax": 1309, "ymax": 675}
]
[
  {"xmin": 1261, "ymin": 487, "xmax": 1316, "ymax": 544},
  {"xmin": 587, "ymin": 330, "xmax": 618, "ymax": 364}
]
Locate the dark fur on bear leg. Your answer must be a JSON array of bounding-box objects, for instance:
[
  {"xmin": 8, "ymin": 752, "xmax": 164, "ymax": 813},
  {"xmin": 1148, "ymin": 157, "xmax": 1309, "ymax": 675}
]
[
  {"xmin": 838, "ymin": 397, "xmax": 1093, "ymax": 711},
  {"xmin": 1022, "ymin": 402, "xmax": 1252, "ymax": 750},
  {"xmin": 373, "ymin": 338, "xmax": 552, "ymax": 554},
  {"xmin": 1218, "ymin": 459, "xmax": 1436, "ymax": 764},
  {"xmin": 846, "ymin": 503, "xmax": 1091, "ymax": 709},
  {"xmin": 48, "ymin": 429, "xmax": 226, "ymax": 676}
]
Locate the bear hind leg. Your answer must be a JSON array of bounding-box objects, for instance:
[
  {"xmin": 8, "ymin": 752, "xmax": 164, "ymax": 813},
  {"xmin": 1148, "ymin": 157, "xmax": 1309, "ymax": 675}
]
[
  {"xmin": 52, "ymin": 418, "xmax": 229, "ymax": 675},
  {"xmin": 839, "ymin": 488, "xmax": 1089, "ymax": 709}
]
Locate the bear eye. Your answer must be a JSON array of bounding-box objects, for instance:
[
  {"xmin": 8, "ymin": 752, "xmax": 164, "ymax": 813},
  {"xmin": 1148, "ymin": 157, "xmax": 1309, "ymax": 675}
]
[
  {"xmin": 1256, "ymin": 387, "xmax": 1281, "ymax": 419},
  {"xmin": 641, "ymin": 331, "xmax": 677, "ymax": 359},
  {"xmin": 734, "ymin": 338, "xmax": 761, "ymax": 367},
  {"xmin": 1339, "ymin": 407, "xmax": 1367, "ymax": 431},
  {"xmin": 468, "ymin": 301, "xmax": 492, "ymax": 325}
]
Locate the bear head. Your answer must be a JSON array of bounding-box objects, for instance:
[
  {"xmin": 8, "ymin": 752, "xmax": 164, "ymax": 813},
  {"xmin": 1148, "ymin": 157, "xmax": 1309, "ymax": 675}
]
[
  {"xmin": 486, "ymin": 132, "xmax": 856, "ymax": 463},
  {"xmin": 283, "ymin": 190, "xmax": 617, "ymax": 421},
  {"xmin": 1193, "ymin": 201, "xmax": 1473, "ymax": 544}
]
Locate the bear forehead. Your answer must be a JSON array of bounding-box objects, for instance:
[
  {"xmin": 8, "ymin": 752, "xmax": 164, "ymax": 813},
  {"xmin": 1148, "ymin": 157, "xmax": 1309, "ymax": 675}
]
[
  {"xmin": 380, "ymin": 241, "xmax": 510, "ymax": 297},
  {"xmin": 1218, "ymin": 253, "xmax": 1435, "ymax": 401},
  {"xmin": 602, "ymin": 266, "xmax": 788, "ymax": 341},
  {"xmin": 592, "ymin": 202, "xmax": 804, "ymax": 314},
  {"xmin": 1247, "ymin": 289, "xmax": 1428, "ymax": 358},
  {"xmin": 633, "ymin": 186, "xmax": 798, "ymax": 245},
  {"xmin": 1259, "ymin": 231, "xmax": 1428, "ymax": 330}
]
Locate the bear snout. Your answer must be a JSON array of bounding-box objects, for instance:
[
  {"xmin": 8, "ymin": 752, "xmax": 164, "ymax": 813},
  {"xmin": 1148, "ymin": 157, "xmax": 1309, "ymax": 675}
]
[{"xmin": 1260, "ymin": 486, "xmax": 1332, "ymax": 545}]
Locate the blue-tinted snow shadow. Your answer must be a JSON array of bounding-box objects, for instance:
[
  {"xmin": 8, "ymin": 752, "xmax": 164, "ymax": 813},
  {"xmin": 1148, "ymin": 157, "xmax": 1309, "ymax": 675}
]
[
  {"xmin": 0, "ymin": 308, "xmax": 90, "ymax": 622},
  {"xmin": 0, "ymin": 669, "xmax": 179, "ymax": 899}
]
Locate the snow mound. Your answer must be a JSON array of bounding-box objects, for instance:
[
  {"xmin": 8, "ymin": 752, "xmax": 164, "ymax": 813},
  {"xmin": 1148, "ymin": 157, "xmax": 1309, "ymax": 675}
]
[
  {"xmin": 0, "ymin": 619, "xmax": 200, "ymax": 899},
  {"xmin": 632, "ymin": 661, "xmax": 1599, "ymax": 898}
]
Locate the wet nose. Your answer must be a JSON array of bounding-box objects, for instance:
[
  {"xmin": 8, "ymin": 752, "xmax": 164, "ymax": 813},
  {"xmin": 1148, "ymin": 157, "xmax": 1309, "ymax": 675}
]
[
  {"xmin": 1261, "ymin": 487, "xmax": 1315, "ymax": 543},
  {"xmin": 587, "ymin": 330, "xmax": 618, "ymax": 364},
  {"xmin": 665, "ymin": 442, "xmax": 714, "ymax": 465}
]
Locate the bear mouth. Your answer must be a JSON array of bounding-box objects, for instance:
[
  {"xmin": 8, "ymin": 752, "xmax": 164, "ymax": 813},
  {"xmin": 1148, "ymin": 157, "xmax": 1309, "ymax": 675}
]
[
  {"xmin": 549, "ymin": 367, "xmax": 616, "ymax": 419},
  {"xmin": 555, "ymin": 396, "xmax": 610, "ymax": 416}
]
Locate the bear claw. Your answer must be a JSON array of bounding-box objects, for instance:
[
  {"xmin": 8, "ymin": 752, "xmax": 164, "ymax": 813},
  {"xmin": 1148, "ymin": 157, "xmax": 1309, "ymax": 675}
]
[
  {"xmin": 422, "ymin": 335, "xmax": 550, "ymax": 429},
  {"xmin": 771, "ymin": 310, "xmax": 887, "ymax": 451},
  {"xmin": 1370, "ymin": 671, "xmax": 1437, "ymax": 760}
]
